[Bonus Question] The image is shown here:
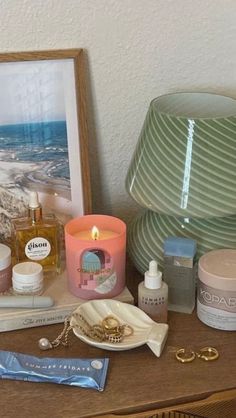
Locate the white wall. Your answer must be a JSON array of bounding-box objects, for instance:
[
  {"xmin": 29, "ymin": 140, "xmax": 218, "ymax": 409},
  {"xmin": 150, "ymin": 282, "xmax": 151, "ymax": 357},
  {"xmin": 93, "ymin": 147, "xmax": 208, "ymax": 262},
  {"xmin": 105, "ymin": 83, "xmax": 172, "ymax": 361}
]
[{"xmin": 0, "ymin": 0, "xmax": 236, "ymax": 224}]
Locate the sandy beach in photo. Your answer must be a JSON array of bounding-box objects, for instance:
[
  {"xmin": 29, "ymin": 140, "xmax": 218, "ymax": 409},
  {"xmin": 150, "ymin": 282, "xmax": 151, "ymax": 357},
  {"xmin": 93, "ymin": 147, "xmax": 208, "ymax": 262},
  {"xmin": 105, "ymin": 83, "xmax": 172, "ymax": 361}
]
[
  {"xmin": 0, "ymin": 156, "xmax": 71, "ymax": 198},
  {"xmin": 0, "ymin": 70, "xmax": 75, "ymax": 241},
  {"xmin": 0, "ymin": 154, "xmax": 72, "ymax": 241}
]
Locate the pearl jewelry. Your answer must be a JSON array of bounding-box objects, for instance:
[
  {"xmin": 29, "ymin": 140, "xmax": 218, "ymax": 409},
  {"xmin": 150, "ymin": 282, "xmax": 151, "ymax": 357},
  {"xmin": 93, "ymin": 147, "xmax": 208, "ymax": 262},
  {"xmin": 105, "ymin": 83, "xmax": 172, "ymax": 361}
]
[
  {"xmin": 38, "ymin": 337, "xmax": 52, "ymax": 350},
  {"xmin": 37, "ymin": 314, "xmax": 134, "ymax": 351}
]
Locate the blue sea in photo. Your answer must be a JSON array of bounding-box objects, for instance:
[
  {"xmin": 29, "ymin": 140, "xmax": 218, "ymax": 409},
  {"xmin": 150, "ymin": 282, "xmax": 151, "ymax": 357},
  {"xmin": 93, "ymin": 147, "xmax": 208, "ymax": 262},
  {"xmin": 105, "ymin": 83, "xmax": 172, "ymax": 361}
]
[
  {"xmin": 0, "ymin": 120, "xmax": 70, "ymax": 181},
  {"xmin": 0, "ymin": 120, "xmax": 72, "ymax": 240}
]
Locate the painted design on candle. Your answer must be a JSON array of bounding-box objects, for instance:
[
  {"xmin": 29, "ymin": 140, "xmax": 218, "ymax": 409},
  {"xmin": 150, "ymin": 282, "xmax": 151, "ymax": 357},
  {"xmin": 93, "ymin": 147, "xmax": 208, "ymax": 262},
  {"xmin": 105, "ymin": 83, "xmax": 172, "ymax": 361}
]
[
  {"xmin": 74, "ymin": 226, "xmax": 118, "ymax": 294},
  {"xmin": 76, "ymin": 249, "xmax": 117, "ymax": 293}
]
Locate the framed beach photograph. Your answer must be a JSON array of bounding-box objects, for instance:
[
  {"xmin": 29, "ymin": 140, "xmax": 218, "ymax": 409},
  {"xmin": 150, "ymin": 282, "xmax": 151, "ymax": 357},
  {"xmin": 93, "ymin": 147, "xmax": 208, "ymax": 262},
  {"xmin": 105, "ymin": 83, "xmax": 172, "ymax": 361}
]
[{"xmin": 0, "ymin": 49, "xmax": 91, "ymax": 241}]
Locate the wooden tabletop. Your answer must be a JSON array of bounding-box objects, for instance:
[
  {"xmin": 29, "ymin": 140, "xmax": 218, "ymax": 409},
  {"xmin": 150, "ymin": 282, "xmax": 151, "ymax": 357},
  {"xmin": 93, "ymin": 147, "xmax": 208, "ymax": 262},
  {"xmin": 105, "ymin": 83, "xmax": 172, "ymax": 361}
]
[{"xmin": 0, "ymin": 264, "xmax": 236, "ymax": 418}]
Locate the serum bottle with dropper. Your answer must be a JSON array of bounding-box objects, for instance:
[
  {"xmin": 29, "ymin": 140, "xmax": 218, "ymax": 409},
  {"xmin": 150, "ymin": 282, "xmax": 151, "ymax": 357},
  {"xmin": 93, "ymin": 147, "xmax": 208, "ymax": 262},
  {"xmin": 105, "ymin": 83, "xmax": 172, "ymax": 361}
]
[
  {"xmin": 11, "ymin": 191, "xmax": 59, "ymax": 274},
  {"xmin": 138, "ymin": 260, "xmax": 168, "ymax": 323}
]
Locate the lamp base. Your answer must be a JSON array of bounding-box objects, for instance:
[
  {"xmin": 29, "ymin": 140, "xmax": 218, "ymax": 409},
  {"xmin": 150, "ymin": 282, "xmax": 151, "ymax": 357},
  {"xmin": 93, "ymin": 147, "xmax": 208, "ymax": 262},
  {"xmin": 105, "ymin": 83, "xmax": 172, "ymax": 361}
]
[{"xmin": 128, "ymin": 210, "xmax": 236, "ymax": 274}]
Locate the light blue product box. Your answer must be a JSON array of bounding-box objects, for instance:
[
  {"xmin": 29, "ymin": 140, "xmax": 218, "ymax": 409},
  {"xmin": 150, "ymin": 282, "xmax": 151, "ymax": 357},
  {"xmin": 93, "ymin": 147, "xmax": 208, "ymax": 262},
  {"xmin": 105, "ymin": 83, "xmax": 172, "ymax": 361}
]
[
  {"xmin": 163, "ymin": 237, "xmax": 197, "ymax": 314},
  {"xmin": 164, "ymin": 237, "xmax": 196, "ymax": 260}
]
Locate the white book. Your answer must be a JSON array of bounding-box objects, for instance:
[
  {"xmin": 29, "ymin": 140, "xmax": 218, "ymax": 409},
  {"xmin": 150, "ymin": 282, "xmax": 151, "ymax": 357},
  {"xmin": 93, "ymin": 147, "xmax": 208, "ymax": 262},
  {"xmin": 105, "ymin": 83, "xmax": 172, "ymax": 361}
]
[{"xmin": 0, "ymin": 271, "xmax": 134, "ymax": 332}]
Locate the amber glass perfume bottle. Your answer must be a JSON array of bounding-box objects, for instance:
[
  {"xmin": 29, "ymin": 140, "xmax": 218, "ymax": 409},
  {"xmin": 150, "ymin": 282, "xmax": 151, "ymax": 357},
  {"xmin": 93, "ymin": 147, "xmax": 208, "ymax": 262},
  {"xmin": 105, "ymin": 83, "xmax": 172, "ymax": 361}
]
[{"xmin": 12, "ymin": 192, "xmax": 59, "ymax": 274}]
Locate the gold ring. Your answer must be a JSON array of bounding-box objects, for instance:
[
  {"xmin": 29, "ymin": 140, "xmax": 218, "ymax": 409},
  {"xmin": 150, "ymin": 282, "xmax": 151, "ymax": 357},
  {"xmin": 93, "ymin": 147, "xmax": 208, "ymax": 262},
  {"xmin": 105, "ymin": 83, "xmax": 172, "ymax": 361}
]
[
  {"xmin": 102, "ymin": 316, "xmax": 119, "ymax": 330},
  {"xmin": 107, "ymin": 331, "xmax": 123, "ymax": 343},
  {"xmin": 121, "ymin": 324, "xmax": 133, "ymax": 337},
  {"xmin": 175, "ymin": 348, "xmax": 196, "ymax": 363},
  {"xmin": 197, "ymin": 347, "xmax": 219, "ymax": 361}
]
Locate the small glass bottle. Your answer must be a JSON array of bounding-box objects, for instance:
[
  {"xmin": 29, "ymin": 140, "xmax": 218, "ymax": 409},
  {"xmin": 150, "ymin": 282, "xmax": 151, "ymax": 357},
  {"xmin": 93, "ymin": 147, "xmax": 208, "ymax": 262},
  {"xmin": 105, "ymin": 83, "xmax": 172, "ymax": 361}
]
[
  {"xmin": 163, "ymin": 237, "xmax": 197, "ymax": 314},
  {"xmin": 11, "ymin": 192, "xmax": 59, "ymax": 275},
  {"xmin": 138, "ymin": 260, "xmax": 168, "ymax": 323}
]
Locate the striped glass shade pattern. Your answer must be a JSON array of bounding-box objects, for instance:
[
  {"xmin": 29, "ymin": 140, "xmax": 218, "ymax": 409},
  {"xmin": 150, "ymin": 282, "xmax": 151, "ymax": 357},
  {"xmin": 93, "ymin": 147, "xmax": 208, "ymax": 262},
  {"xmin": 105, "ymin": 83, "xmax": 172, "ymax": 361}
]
[
  {"xmin": 128, "ymin": 210, "xmax": 236, "ymax": 274},
  {"xmin": 126, "ymin": 93, "xmax": 236, "ymax": 218}
]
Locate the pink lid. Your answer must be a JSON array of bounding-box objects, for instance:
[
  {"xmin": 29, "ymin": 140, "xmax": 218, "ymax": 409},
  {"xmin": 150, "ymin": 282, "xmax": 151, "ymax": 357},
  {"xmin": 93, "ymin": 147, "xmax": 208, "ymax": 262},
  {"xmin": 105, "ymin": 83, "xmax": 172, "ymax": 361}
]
[{"xmin": 198, "ymin": 249, "xmax": 236, "ymax": 291}]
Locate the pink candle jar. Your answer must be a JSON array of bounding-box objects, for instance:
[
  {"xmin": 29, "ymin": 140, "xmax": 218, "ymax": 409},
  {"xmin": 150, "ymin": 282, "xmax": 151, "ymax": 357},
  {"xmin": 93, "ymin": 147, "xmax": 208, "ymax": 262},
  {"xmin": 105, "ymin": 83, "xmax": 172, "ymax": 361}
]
[{"xmin": 65, "ymin": 215, "xmax": 126, "ymax": 299}]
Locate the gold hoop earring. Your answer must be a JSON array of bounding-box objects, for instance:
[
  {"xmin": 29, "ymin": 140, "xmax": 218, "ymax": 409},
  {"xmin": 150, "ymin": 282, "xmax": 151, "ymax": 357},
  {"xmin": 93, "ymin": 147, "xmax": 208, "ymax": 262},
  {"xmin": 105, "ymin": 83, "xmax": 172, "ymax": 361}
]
[
  {"xmin": 175, "ymin": 348, "xmax": 196, "ymax": 363},
  {"xmin": 197, "ymin": 347, "xmax": 219, "ymax": 361}
]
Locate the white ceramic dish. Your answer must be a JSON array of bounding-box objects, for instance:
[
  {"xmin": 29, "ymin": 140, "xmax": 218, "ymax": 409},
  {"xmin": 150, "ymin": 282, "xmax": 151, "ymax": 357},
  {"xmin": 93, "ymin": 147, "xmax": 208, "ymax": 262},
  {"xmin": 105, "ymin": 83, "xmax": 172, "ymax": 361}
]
[{"xmin": 70, "ymin": 299, "xmax": 168, "ymax": 357}]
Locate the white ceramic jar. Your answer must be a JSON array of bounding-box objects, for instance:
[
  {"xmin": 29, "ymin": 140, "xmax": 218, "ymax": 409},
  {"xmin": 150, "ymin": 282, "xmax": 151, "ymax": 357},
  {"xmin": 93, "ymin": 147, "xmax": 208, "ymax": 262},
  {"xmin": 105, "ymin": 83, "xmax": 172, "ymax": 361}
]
[
  {"xmin": 12, "ymin": 261, "xmax": 43, "ymax": 296},
  {"xmin": 197, "ymin": 249, "xmax": 236, "ymax": 331}
]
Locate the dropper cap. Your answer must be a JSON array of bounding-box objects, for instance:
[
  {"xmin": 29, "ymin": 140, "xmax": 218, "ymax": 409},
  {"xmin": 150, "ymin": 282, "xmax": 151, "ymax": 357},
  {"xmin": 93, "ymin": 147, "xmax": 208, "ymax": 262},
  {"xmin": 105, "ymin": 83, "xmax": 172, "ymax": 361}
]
[
  {"xmin": 29, "ymin": 191, "xmax": 40, "ymax": 209},
  {"xmin": 144, "ymin": 260, "xmax": 162, "ymax": 289},
  {"xmin": 28, "ymin": 191, "xmax": 42, "ymax": 223}
]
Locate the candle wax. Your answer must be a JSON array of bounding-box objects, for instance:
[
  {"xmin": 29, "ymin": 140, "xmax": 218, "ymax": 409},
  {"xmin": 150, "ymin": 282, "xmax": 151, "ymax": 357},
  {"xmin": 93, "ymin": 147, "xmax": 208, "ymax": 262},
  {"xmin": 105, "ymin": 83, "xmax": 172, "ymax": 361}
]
[{"xmin": 73, "ymin": 230, "xmax": 119, "ymax": 240}]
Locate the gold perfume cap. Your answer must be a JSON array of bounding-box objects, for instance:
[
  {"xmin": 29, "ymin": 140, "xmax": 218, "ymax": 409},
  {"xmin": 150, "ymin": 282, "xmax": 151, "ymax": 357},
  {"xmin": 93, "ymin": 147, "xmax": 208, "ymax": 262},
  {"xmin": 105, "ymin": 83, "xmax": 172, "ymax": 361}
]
[{"xmin": 28, "ymin": 191, "xmax": 42, "ymax": 223}]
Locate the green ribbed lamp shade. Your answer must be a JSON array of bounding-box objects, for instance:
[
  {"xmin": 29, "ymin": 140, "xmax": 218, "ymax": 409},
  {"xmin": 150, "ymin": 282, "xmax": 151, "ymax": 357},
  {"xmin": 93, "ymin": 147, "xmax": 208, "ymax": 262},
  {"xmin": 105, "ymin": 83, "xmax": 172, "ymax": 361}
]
[
  {"xmin": 128, "ymin": 210, "xmax": 236, "ymax": 274},
  {"xmin": 126, "ymin": 92, "xmax": 236, "ymax": 218}
]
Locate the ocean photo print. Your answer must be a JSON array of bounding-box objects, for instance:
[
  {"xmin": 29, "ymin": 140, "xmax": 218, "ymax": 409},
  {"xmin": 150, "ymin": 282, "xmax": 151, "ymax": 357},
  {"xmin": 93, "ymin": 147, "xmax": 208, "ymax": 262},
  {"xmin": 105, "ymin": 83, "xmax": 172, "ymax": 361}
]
[{"xmin": 0, "ymin": 58, "xmax": 76, "ymax": 240}]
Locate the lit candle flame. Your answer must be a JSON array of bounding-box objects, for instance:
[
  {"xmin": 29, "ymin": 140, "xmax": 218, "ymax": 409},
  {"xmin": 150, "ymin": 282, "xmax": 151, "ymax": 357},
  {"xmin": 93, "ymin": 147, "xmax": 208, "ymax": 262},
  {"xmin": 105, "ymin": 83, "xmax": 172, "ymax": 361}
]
[{"xmin": 91, "ymin": 226, "xmax": 99, "ymax": 240}]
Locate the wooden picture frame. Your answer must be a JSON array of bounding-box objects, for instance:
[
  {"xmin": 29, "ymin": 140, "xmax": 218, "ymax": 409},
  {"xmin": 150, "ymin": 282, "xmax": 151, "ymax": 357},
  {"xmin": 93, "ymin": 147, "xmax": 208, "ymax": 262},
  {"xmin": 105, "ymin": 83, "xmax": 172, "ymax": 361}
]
[{"xmin": 0, "ymin": 49, "xmax": 91, "ymax": 241}]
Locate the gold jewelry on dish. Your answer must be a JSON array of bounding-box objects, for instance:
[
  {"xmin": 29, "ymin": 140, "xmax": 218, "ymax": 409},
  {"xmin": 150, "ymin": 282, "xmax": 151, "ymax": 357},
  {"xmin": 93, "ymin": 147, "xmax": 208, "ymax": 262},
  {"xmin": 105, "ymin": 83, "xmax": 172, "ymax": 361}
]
[
  {"xmin": 75, "ymin": 314, "xmax": 133, "ymax": 344},
  {"xmin": 102, "ymin": 315, "xmax": 119, "ymax": 330},
  {"xmin": 107, "ymin": 330, "xmax": 124, "ymax": 343},
  {"xmin": 175, "ymin": 348, "xmax": 196, "ymax": 363},
  {"xmin": 120, "ymin": 324, "xmax": 134, "ymax": 337},
  {"xmin": 197, "ymin": 347, "xmax": 219, "ymax": 361},
  {"xmin": 39, "ymin": 313, "xmax": 134, "ymax": 350}
]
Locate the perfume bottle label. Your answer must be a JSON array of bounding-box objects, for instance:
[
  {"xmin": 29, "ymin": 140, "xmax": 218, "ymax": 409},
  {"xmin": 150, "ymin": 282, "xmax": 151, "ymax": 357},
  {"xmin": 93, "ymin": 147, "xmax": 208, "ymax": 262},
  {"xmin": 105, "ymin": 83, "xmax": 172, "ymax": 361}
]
[
  {"xmin": 25, "ymin": 237, "xmax": 51, "ymax": 261},
  {"xmin": 164, "ymin": 255, "xmax": 193, "ymax": 268}
]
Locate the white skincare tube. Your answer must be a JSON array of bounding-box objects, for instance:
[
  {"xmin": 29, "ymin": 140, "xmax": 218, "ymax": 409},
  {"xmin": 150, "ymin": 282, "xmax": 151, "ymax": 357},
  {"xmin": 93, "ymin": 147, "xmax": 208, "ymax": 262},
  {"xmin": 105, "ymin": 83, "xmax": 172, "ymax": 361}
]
[{"xmin": 0, "ymin": 296, "xmax": 54, "ymax": 308}]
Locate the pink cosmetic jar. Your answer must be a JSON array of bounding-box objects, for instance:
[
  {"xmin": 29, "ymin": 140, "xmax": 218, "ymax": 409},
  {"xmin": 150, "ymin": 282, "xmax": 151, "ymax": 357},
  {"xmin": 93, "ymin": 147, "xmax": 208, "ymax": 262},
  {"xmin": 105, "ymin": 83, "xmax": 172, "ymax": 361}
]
[
  {"xmin": 0, "ymin": 243, "xmax": 12, "ymax": 292},
  {"xmin": 197, "ymin": 249, "xmax": 236, "ymax": 331}
]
